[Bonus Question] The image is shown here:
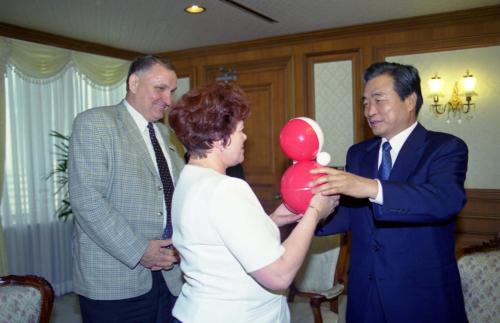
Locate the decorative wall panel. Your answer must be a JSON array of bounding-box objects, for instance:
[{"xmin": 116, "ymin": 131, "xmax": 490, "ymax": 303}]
[{"xmin": 313, "ymin": 60, "xmax": 354, "ymax": 168}]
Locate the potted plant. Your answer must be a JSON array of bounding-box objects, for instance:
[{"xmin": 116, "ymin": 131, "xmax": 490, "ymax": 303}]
[{"xmin": 46, "ymin": 130, "xmax": 72, "ymax": 220}]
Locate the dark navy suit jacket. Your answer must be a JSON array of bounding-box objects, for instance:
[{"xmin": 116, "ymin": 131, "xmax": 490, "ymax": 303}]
[{"xmin": 317, "ymin": 123, "xmax": 468, "ymax": 322}]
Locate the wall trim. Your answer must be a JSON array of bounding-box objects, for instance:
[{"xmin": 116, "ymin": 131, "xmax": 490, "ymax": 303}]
[
  {"xmin": 163, "ymin": 5, "xmax": 500, "ymax": 60},
  {"xmin": 0, "ymin": 22, "xmax": 141, "ymax": 60},
  {"xmin": 375, "ymin": 33, "xmax": 500, "ymax": 61}
]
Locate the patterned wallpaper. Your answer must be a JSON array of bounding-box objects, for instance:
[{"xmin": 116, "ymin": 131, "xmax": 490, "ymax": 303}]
[
  {"xmin": 388, "ymin": 46, "xmax": 500, "ymax": 189},
  {"xmin": 313, "ymin": 60, "xmax": 354, "ymax": 168}
]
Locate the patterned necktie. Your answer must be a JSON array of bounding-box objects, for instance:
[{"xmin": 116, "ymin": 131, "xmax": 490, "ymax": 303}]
[
  {"xmin": 147, "ymin": 122, "xmax": 174, "ymax": 239},
  {"xmin": 378, "ymin": 141, "xmax": 392, "ymax": 180}
]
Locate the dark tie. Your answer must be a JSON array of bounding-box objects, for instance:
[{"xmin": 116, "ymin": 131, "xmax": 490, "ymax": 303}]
[
  {"xmin": 147, "ymin": 122, "xmax": 174, "ymax": 239},
  {"xmin": 378, "ymin": 141, "xmax": 392, "ymax": 180}
]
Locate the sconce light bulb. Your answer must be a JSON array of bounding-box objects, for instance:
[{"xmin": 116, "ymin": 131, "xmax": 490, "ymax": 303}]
[
  {"xmin": 428, "ymin": 73, "xmax": 442, "ymax": 95},
  {"xmin": 462, "ymin": 70, "xmax": 476, "ymax": 95}
]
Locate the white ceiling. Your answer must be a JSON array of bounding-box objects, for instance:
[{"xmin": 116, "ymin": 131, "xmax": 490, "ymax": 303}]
[{"xmin": 1, "ymin": 0, "xmax": 498, "ymax": 54}]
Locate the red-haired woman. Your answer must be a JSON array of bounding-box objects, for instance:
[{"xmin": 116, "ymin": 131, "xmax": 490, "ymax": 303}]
[{"xmin": 168, "ymin": 82, "xmax": 338, "ymax": 323}]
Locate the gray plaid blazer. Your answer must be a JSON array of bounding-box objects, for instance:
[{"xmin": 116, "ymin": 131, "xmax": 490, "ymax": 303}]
[{"xmin": 68, "ymin": 101, "xmax": 184, "ymax": 300}]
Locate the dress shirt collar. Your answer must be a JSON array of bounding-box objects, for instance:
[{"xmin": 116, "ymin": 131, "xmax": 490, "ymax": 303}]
[
  {"xmin": 124, "ymin": 99, "xmax": 150, "ymax": 133},
  {"xmin": 382, "ymin": 121, "xmax": 418, "ymax": 159}
]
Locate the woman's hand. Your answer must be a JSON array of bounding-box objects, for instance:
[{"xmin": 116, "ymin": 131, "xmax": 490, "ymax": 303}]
[
  {"xmin": 307, "ymin": 193, "xmax": 339, "ymax": 221},
  {"xmin": 269, "ymin": 203, "xmax": 302, "ymax": 227}
]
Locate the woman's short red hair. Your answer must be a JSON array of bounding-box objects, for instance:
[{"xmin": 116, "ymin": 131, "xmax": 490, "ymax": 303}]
[{"xmin": 168, "ymin": 82, "xmax": 250, "ymax": 158}]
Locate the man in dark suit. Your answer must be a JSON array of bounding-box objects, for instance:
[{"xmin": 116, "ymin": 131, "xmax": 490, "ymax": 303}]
[{"xmin": 310, "ymin": 62, "xmax": 468, "ymax": 322}]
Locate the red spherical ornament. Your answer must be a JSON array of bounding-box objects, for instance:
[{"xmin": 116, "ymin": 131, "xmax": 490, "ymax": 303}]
[
  {"xmin": 280, "ymin": 160, "xmax": 323, "ymax": 214},
  {"xmin": 279, "ymin": 118, "xmax": 319, "ymax": 161}
]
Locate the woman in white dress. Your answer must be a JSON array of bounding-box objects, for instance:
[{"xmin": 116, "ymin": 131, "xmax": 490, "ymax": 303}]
[{"xmin": 168, "ymin": 82, "xmax": 338, "ymax": 323}]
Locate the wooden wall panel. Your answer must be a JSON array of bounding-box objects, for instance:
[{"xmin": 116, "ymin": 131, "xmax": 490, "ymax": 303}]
[
  {"xmin": 456, "ymin": 189, "xmax": 500, "ymax": 248},
  {"xmin": 204, "ymin": 57, "xmax": 293, "ymax": 212},
  {"xmin": 163, "ymin": 5, "xmax": 500, "ymax": 246}
]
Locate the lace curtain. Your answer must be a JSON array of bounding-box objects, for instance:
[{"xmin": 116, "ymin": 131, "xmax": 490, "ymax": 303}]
[{"xmin": 0, "ymin": 36, "xmax": 128, "ymax": 294}]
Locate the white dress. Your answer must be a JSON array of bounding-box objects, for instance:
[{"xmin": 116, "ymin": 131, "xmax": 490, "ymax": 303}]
[{"xmin": 172, "ymin": 165, "xmax": 290, "ymax": 323}]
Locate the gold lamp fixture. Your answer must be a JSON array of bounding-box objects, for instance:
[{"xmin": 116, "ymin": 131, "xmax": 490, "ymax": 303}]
[{"xmin": 428, "ymin": 70, "xmax": 478, "ymax": 124}]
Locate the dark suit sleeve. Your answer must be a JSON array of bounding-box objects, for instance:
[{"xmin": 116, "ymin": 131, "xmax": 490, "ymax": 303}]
[
  {"xmin": 226, "ymin": 164, "xmax": 246, "ymax": 180},
  {"xmin": 315, "ymin": 197, "xmax": 351, "ymax": 236},
  {"xmin": 374, "ymin": 135, "xmax": 468, "ymax": 224}
]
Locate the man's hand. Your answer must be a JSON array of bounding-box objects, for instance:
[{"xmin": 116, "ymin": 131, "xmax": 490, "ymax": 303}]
[
  {"xmin": 310, "ymin": 166, "xmax": 379, "ymax": 199},
  {"xmin": 140, "ymin": 239, "xmax": 180, "ymax": 271},
  {"xmin": 269, "ymin": 203, "xmax": 302, "ymax": 227}
]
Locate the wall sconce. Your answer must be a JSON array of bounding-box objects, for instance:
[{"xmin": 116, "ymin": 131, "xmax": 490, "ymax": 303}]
[{"xmin": 428, "ymin": 70, "xmax": 478, "ymax": 124}]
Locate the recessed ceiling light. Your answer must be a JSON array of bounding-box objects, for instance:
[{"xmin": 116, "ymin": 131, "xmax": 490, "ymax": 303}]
[{"xmin": 185, "ymin": 5, "xmax": 206, "ymax": 14}]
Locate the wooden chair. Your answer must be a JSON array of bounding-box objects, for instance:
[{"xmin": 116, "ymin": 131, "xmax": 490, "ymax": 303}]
[
  {"xmin": 0, "ymin": 275, "xmax": 55, "ymax": 323},
  {"xmin": 457, "ymin": 235, "xmax": 500, "ymax": 323},
  {"xmin": 288, "ymin": 233, "xmax": 349, "ymax": 323}
]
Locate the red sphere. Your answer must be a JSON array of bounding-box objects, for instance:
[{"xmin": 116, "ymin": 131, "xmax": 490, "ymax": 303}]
[
  {"xmin": 280, "ymin": 118, "xmax": 319, "ymax": 161},
  {"xmin": 280, "ymin": 160, "xmax": 323, "ymax": 214}
]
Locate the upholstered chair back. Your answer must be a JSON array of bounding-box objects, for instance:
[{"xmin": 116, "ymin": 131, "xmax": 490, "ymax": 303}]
[
  {"xmin": 457, "ymin": 237, "xmax": 500, "ymax": 323},
  {"xmin": 0, "ymin": 275, "xmax": 54, "ymax": 323}
]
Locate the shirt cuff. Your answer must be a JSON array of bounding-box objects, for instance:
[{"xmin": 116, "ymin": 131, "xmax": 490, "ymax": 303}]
[{"xmin": 369, "ymin": 179, "xmax": 383, "ymax": 205}]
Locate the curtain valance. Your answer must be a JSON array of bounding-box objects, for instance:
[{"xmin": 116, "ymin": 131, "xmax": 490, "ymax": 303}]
[{"xmin": 0, "ymin": 37, "xmax": 129, "ymax": 86}]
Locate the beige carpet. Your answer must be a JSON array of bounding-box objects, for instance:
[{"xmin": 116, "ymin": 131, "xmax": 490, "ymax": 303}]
[{"xmin": 51, "ymin": 293, "xmax": 346, "ymax": 323}]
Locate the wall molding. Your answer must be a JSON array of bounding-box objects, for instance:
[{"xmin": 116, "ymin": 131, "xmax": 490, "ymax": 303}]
[
  {"xmin": 163, "ymin": 5, "xmax": 500, "ymax": 60},
  {"xmin": 2, "ymin": 6, "xmax": 499, "ymax": 63},
  {"xmin": 0, "ymin": 22, "xmax": 141, "ymax": 60},
  {"xmin": 374, "ymin": 33, "xmax": 500, "ymax": 61}
]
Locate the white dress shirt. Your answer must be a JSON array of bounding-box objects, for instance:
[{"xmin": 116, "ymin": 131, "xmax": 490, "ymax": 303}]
[
  {"xmin": 124, "ymin": 99, "xmax": 174, "ymax": 227},
  {"xmin": 372, "ymin": 121, "xmax": 418, "ymax": 204}
]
